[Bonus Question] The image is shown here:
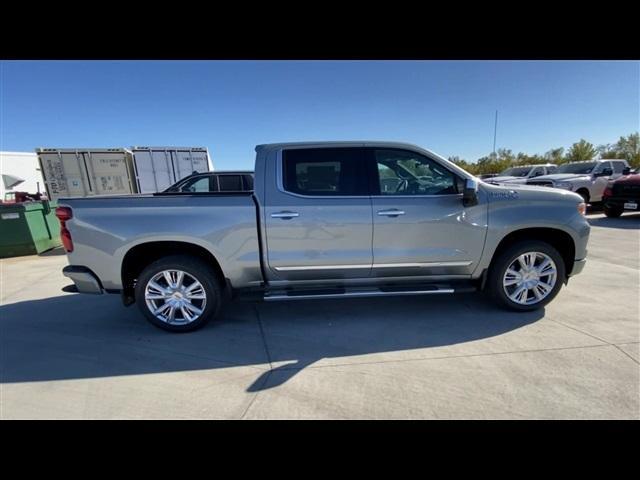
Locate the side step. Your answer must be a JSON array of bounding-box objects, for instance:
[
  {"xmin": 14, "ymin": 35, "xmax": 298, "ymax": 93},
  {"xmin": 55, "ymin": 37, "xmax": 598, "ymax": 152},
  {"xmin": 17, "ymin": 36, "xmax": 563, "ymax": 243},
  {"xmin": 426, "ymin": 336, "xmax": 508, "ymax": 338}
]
[{"xmin": 264, "ymin": 283, "xmax": 474, "ymax": 302}]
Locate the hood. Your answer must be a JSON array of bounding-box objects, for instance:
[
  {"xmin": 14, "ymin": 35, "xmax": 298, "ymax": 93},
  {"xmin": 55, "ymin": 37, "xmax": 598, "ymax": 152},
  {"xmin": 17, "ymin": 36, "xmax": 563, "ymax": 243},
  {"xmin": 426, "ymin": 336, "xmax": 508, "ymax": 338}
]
[
  {"xmin": 527, "ymin": 173, "xmax": 591, "ymax": 182},
  {"xmin": 481, "ymin": 182, "xmax": 583, "ymax": 204},
  {"xmin": 485, "ymin": 175, "xmax": 519, "ymax": 183},
  {"xmin": 612, "ymin": 173, "xmax": 640, "ymax": 185}
]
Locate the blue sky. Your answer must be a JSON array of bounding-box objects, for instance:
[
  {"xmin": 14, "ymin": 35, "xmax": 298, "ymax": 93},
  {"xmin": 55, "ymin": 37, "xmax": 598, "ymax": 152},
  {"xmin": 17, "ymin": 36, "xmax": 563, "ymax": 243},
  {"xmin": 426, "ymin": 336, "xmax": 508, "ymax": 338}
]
[{"xmin": 1, "ymin": 61, "xmax": 638, "ymax": 170}]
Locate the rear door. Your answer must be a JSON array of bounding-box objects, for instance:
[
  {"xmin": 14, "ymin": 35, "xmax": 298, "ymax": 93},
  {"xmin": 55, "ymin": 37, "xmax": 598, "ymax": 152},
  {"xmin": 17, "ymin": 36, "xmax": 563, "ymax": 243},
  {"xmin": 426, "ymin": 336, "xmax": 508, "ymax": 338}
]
[
  {"xmin": 368, "ymin": 148, "xmax": 487, "ymax": 278},
  {"xmin": 263, "ymin": 147, "xmax": 373, "ymax": 281}
]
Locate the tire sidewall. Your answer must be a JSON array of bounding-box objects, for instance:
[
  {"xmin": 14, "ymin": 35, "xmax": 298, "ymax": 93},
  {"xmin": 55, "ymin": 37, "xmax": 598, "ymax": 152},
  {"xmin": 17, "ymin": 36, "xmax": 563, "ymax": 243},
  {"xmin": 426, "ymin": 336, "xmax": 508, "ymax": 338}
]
[
  {"xmin": 488, "ymin": 241, "xmax": 566, "ymax": 311},
  {"xmin": 135, "ymin": 255, "xmax": 221, "ymax": 332},
  {"xmin": 604, "ymin": 205, "xmax": 623, "ymax": 218}
]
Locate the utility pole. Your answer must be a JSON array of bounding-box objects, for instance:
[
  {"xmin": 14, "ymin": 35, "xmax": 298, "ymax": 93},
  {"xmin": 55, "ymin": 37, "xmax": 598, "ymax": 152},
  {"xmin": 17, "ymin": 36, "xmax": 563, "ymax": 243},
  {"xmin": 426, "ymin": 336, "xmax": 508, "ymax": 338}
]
[{"xmin": 492, "ymin": 110, "xmax": 498, "ymax": 157}]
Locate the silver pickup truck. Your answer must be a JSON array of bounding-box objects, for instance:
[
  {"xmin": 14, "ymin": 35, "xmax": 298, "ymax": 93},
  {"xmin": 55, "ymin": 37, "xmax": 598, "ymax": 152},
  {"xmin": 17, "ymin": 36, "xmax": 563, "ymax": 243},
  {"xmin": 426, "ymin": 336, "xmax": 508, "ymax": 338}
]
[{"xmin": 56, "ymin": 142, "xmax": 591, "ymax": 332}]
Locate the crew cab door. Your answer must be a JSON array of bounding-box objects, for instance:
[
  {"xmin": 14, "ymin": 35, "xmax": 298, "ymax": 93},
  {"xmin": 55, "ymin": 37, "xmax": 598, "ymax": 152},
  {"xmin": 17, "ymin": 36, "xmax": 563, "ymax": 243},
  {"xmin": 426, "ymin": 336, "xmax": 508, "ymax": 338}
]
[
  {"xmin": 263, "ymin": 147, "xmax": 373, "ymax": 281},
  {"xmin": 368, "ymin": 148, "xmax": 487, "ymax": 278}
]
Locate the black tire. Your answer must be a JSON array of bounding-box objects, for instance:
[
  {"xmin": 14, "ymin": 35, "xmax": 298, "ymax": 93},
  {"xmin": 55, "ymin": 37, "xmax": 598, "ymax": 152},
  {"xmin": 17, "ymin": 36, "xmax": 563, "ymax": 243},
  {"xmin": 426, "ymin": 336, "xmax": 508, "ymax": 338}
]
[
  {"xmin": 487, "ymin": 240, "xmax": 566, "ymax": 312},
  {"xmin": 135, "ymin": 255, "xmax": 222, "ymax": 332},
  {"xmin": 603, "ymin": 205, "xmax": 623, "ymax": 218},
  {"xmin": 576, "ymin": 189, "xmax": 590, "ymax": 204}
]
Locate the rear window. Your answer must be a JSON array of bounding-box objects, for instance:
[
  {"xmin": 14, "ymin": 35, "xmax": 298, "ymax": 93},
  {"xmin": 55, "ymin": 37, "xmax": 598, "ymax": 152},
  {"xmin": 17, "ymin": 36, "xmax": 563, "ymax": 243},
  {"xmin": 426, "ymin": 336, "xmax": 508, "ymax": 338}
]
[
  {"xmin": 282, "ymin": 148, "xmax": 366, "ymax": 196},
  {"xmin": 218, "ymin": 175, "xmax": 243, "ymax": 191}
]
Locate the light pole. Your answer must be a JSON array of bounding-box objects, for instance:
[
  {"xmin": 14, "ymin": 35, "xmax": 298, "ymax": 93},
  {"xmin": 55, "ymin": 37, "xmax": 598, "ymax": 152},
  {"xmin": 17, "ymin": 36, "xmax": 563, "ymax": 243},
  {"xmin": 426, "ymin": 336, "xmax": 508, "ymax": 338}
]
[{"xmin": 492, "ymin": 110, "xmax": 498, "ymax": 157}]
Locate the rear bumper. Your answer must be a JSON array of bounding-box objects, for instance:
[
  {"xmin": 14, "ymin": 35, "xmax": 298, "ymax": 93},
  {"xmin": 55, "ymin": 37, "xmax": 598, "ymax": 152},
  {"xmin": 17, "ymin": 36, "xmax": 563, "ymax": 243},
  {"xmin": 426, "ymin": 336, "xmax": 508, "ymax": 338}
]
[
  {"xmin": 63, "ymin": 265, "xmax": 104, "ymax": 294},
  {"xmin": 569, "ymin": 258, "xmax": 587, "ymax": 277}
]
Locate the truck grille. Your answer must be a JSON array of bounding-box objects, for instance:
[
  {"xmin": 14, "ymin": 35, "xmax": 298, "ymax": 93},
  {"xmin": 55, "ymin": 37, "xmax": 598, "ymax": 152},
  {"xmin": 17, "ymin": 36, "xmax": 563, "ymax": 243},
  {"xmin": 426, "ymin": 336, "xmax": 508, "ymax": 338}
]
[
  {"xmin": 612, "ymin": 183, "xmax": 640, "ymax": 198},
  {"xmin": 527, "ymin": 180, "xmax": 554, "ymax": 187}
]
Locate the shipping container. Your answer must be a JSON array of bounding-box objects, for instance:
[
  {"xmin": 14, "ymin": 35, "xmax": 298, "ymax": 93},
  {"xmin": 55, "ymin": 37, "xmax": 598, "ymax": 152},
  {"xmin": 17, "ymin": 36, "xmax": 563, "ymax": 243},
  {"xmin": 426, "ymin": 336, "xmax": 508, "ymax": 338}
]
[
  {"xmin": 36, "ymin": 148, "xmax": 137, "ymax": 201},
  {"xmin": 36, "ymin": 147, "xmax": 213, "ymax": 200},
  {"xmin": 130, "ymin": 147, "xmax": 212, "ymax": 194}
]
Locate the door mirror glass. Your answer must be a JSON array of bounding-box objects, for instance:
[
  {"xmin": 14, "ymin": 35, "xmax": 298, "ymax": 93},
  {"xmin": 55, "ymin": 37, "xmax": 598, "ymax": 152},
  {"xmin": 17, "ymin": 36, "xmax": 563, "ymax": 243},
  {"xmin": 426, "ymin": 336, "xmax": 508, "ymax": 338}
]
[{"xmin": 463, "ymin": 179, "xmax": 478, "ymax": 207}]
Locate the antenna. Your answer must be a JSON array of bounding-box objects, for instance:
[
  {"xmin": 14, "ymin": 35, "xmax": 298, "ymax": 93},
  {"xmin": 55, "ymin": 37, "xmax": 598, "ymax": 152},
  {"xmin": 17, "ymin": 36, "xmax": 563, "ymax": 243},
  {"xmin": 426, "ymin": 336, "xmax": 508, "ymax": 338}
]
[{"xmin": 492, "ymin": 110, "xmax": 498, "ymax": 156}]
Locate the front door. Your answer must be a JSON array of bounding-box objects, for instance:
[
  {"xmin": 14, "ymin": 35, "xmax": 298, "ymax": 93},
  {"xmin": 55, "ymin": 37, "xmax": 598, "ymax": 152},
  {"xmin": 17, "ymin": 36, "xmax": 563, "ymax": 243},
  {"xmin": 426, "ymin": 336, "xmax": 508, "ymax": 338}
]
[
  {"xmin": 368, "ymin": 148, "xmax": 488, "ymax": 278},
  {"xmin": 264, "ymin": 147, "xmax": 373, "ymax": 281}
]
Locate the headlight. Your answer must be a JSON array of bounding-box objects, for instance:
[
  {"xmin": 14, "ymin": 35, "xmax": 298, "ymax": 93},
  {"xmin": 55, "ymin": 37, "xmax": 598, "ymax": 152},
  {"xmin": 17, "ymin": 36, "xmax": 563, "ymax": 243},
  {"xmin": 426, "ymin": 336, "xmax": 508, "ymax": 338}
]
[
  {"xmin": 555, "ymin": 182, "xmax": 573, "ymax": 190},
  {"xmin": 577, "ymin": 202, "xmax": 586, "ymax": 216}
]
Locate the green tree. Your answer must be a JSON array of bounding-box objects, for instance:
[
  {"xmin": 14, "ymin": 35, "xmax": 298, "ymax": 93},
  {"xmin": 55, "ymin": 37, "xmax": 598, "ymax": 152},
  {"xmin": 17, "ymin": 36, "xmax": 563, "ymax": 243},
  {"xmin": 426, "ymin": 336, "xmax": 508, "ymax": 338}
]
[
  {"xmin": 565, "ymin": 140, "xmax": 597, "ymax": 162},
  {"xmin": 614, "ymin": 133, "xmax": 640, "ymax": 168},
  {"xmin": 544, "ymin": 147, "xmax": 565, "ymax": 164}
]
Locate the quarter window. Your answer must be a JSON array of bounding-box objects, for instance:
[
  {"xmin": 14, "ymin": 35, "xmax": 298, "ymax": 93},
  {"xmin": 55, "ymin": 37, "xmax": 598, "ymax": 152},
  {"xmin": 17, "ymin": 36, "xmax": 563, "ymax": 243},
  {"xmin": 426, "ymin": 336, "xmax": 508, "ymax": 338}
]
[
  {"xmin": 282, "ymin": 148, "xmax": 366, "ymax": 196},
  {"xmin": 374, "ymin": 149, "xmax": 460, "ymax": 195}
]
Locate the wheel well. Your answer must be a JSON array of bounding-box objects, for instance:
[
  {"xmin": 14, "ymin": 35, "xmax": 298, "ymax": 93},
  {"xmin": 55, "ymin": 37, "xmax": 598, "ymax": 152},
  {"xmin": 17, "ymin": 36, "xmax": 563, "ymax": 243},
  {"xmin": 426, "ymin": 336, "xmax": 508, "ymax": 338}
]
[
  {"xmin": 491, "ymin": 228, "xmax": 576, "ymax": 277},
  {"xmin": 121, "ymin": 241, "xmax": 226, "ymax": 301},
  {"xmin": 575, "ymin": 188, "xmax": 590, "ymax": 201}
]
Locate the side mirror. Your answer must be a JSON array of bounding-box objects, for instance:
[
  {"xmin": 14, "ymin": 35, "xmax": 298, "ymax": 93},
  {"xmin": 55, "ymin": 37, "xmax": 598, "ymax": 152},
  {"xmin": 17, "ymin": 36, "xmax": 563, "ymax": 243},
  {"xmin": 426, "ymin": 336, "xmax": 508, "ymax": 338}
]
[
  {"xmin": 622, "ymin": 167, "xmax": 631, "ymax": 175},
  {"xmin": 463, "ymin": 179, "xmax": 479, "ymax": 207}
]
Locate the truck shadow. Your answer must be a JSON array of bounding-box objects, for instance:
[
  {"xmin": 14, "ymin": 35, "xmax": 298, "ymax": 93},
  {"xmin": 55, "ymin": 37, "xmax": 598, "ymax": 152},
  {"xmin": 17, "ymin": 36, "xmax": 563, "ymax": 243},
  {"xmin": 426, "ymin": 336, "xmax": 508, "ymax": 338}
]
[
  {"xmin": 587, "ymin": 213, "xmax": 640, "ymax": 229},
  {"xmin": 0, "ymin": 292, "xmax": 543, "ymax": 391}
]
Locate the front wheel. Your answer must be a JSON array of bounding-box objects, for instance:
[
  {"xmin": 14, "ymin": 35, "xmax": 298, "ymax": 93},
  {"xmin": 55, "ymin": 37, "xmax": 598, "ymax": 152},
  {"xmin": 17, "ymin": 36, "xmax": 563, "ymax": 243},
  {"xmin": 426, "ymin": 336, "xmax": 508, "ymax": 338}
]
[
  {"xmin": 603, "ymin": 205, "xmax": 623, "ymax": 218},
  {"xmin": 135, "ymin": 255, "xmax": 222, "ymax": 332},
  {"xmin": 487, "ymin": 241, "xmax": 566, "ymax": 311}
]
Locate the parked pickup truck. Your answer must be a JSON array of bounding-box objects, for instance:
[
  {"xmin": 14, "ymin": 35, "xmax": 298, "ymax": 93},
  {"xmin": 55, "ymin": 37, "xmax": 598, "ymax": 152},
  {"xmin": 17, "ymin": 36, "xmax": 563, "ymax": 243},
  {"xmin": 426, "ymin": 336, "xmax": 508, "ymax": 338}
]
[
  {"xmin": 485, "ymin": 164, "xmax": 557, "ymax": 185},
  {"xmin": 56, "ymin": 142, "xmax": 591, "ymax": 332},
  {"xmin": 526, "ymin": 159, "xmax": 630, "ymax": 204},
  {"xmin": 602, "ymin": 173, "xmax": 640, "ymax": 217}
]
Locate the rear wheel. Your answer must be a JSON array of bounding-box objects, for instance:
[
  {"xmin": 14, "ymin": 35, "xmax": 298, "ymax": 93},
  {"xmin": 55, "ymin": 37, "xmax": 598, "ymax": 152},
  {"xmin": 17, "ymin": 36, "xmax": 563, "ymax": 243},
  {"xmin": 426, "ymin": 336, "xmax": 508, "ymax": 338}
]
[
  {"xmin": 135, "ymin": 255, "xmax": 222, "ymax": 332},
  {"xmin": 487, "ymin": 241, "xmax": 566, "ymax": 311},
  {"xmin": 603, "ymin": 205, "xmax": 623, "ymax": 218}
]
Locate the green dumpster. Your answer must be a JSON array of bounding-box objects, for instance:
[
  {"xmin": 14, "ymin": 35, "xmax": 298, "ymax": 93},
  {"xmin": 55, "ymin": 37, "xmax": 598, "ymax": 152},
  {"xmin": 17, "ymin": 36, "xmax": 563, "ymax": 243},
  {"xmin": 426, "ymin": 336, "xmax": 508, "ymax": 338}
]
[{"xmin": 0, "ymin": 201, "xmax": 62, "ymax": 258}]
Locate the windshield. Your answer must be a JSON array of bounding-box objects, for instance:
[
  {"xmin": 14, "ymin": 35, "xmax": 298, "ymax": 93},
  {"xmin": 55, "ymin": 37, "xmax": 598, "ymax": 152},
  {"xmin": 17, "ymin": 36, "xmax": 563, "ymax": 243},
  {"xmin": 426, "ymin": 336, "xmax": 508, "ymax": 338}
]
[
  {"xmin": 556, "ymin": 162, "xmax": 597, "ymax": 174},
  {"xmin": 499, "ymin": 167, "xmax": 532, "ymax": 177}
]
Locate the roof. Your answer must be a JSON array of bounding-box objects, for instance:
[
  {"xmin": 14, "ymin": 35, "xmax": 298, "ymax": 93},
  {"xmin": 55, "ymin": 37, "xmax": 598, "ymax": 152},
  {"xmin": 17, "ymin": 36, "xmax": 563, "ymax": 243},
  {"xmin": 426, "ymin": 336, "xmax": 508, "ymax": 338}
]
[{"xmin": 255, "ymin": 141, "xmax": 425, "ymax": 152}]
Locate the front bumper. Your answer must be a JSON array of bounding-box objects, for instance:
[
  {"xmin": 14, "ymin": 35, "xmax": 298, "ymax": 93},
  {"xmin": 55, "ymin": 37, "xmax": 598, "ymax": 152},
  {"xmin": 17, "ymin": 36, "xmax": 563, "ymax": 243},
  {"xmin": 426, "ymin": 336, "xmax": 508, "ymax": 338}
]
[
  {"xmin": 63, "ymin": 265, "xmax": 104, "ymax": 294},
  {"xmin": 604, "ymin": 196, "xmax": 640, "ymax": 211},
  {"xmin": 569, "ymin": 258, "xmax": 587, "ymax": 277}
]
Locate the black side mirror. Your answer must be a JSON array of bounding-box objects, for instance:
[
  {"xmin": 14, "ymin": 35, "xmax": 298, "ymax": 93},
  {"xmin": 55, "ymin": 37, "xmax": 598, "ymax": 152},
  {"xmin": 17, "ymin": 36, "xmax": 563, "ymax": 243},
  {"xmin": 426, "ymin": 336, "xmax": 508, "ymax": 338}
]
[
  {"xmin": 463, "ymin": 179, "xmax": 479, "ymax": 207},
  {"xmin": 622, "ymin": 167, "xmax": 631, "ymax": 175}
]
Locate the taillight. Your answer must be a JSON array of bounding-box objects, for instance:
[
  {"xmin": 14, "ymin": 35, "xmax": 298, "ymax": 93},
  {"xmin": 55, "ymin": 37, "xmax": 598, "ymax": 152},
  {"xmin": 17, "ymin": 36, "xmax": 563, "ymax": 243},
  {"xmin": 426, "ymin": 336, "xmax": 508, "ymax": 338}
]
[{"xmin": 55, "ymin": 206, "xmax": 74, "ymax": 252}]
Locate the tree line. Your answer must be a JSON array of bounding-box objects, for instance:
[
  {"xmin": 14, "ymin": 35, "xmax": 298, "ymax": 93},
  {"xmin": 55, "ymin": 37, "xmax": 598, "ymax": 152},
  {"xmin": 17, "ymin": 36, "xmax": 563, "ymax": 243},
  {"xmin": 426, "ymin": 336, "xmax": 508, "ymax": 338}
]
[{"xmin": 448, "ymin": 132, "xmax": 640, "ymax": 176}]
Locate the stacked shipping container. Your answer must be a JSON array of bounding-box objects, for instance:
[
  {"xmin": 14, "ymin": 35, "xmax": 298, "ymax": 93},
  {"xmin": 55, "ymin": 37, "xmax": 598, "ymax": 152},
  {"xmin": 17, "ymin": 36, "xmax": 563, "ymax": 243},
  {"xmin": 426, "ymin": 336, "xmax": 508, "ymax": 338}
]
[{"xmin": 36, "ymin": 147, "xmax": 212, "ymax": 201}]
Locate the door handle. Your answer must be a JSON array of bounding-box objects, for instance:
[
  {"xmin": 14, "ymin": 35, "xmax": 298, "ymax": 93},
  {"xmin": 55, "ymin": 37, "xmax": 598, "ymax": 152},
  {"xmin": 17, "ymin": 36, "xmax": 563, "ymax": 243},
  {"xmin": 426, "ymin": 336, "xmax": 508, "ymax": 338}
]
[
  {"xmin": 271, "ymin": 211, "xmax": 300, "ymax": 219},
  {"xmin": 377, "ymin": 209, "xmax": 405, "ymax": 217}
]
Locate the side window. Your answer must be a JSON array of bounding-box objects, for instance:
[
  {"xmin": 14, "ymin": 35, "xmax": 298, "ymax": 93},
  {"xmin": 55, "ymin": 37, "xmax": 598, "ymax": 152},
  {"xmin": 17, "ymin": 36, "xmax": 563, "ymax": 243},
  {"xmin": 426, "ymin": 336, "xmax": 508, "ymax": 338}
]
[
  {"xmin": 546, "ymin": 165, "xmax": 558, "ymax": 174},
  {"xmin": 530, "ymin": 167, "xmax": 544, "ymax": 177},
  {"xmin": 282, "ymin": 148, "xmax": 366, "ymax": 196},
  {"xmin": 612, "ymin": 161, "xmax": 626, "ymax": 174},
  {"xmin": 374, "ymin": 149, "xmax": 460, "ymax": 195},
  {"xmin": 218, "ymin": 175, "xmax": 243, "ymax": 191},
  {"xmin": 179, "ymin": 176, "xmax": 211, "ymax": 192},
  {"xmin": 243, "ymin": 175, "xmax": 254, "ymax": 190}
]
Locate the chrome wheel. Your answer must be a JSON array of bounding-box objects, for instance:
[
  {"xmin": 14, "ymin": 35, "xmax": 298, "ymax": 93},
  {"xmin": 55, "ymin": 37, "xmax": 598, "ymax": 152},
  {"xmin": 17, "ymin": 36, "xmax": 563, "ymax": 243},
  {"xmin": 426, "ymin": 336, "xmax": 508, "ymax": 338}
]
[
  {"xmin": 502, "ymin": 252, "xmax": 557, "ymax": 305},
  {"xmin": 144, "ymin": 270, "xmax": 207, "ymax": 325}
]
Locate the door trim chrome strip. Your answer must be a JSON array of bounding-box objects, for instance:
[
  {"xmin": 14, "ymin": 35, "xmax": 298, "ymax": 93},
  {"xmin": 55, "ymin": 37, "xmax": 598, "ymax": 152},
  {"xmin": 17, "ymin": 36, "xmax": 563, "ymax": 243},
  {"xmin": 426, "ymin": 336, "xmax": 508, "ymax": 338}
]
[{"xmin": 273, "ymin": 261, "xmax": 472, "ymax": 272}]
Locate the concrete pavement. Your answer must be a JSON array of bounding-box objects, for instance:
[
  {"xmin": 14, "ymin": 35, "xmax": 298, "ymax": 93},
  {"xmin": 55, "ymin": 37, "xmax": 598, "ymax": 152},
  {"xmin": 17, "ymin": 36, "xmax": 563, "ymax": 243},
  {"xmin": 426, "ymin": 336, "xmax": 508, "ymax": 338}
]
[{"xmin": 1, "ymin": 213, "xmax": 638, "ymax": 419}]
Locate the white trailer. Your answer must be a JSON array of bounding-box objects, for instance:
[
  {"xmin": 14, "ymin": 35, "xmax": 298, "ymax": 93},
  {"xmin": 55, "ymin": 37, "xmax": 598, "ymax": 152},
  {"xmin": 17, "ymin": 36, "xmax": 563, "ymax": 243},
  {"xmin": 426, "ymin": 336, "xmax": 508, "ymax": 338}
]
[
  {"xmin": 130, "ymin": 147, "xmax": 212, "ymax": 193},
  {"xmin": 1, "ymin": 151, "xmax": 45, "ymax": 199}
]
